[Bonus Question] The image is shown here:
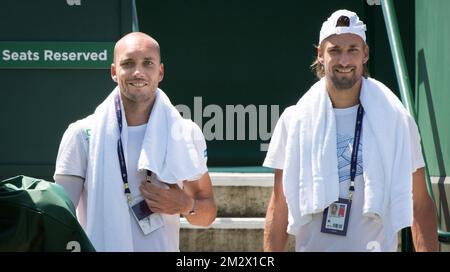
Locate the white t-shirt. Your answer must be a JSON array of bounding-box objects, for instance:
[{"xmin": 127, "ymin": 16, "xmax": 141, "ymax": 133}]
[
  {"xmin": 263, "ymin": 104, "xmax": 425, "ymax": 252},
  {"xmin": 54, "ymin": 121, "xmax": 208, "ymax": 252}
]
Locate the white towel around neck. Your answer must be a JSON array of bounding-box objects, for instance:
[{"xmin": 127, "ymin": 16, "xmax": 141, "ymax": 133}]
[
  {"xmin": 283, "ymin": 77, "xmax": 415, "ymax": 236},
  {"xmin": 82, "ymin": 87, "xmax": 207, "ymax": 251}
]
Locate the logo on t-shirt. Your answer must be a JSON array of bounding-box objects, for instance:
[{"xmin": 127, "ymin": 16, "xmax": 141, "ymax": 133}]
[{"xmin": 337, "ymin": 133, "xmax": 363, "ymax": 182}]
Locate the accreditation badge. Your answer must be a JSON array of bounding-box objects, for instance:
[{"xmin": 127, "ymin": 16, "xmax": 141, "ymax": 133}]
[
  {"xmin": 129, "ymin": 196, "xmax": 164, "ymax": 235},
  {"xmin": 320, "ymin": 198, "xmax": 351, "ymax": 236}
]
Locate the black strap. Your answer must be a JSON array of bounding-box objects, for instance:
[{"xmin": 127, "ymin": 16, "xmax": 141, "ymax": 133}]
[
  {"xmin": 114, "ymin": 94, "xmax": 132, "ymax": 200},
  {"xmin": 115, "ymin": 94, "xmax": 154, "ymax": 203},
  {"xmin": 348, "ymin": 104, "xmax": 364, "ymax": 201}
]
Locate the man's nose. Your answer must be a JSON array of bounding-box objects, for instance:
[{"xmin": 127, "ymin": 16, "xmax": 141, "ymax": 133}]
[
  {"xmin": 132, "ymin": 65, "xmax": 144, "ymax": 77},
  {"xmin": 338, "ymin": 53, "xmax": 351, "ymax": 67}
]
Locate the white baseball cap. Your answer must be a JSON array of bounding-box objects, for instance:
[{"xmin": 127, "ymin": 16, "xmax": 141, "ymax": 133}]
[{"xmin": 319, "ymin": 9, "xmax": 367, "ymax": 45}]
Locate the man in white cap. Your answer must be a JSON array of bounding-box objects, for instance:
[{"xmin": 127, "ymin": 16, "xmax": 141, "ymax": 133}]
[{"xmin": 263, "ymin": 10, "xmax": 438, "ymax": 251}]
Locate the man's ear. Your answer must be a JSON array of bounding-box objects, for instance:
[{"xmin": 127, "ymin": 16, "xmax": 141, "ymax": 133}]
[
  {"xmin": 158, "ymin": 62, "xmax": 165, "ymax": 83},
  {"xmin": 363, "ymin": 44, "xmax": 369, "ymax": 64},
  {"xmin": 111, "ymin": 63, "xmax": 117, "ymax": 82},
  {"xmin": 317, "ymin": 45, "xmax": 325, "ymax": 65}
]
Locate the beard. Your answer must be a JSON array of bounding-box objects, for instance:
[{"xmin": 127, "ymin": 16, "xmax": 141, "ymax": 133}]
[{"xmin": 329, "ymin": 66, "xmax": 360, "ymax": 90}]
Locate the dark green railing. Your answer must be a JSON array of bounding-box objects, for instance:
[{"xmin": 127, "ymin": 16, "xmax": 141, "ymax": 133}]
[
  {"xmin": 132, "ymin": 0, "xmax": 139, "ymax": 32},
  {"xmin": 381, "ymin": 0, "xmax": 450, "ymax": 251}
]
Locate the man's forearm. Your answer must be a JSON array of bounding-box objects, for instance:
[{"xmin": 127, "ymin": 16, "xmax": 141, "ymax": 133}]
[
  {"xmin": 264, "ymin": 169, "xmax": 289, "ymax": 252},
  {"xmin": 412, "ymin": 200, "xmax": 439, "ymax": 251},
  {"xmin": 411, "ymin": 167, "xmax": 439, "ymax": 251},
  {"xmin": 184, "ymin": 197, "xmax": 217, "ymax": 227},
  {"xmin": 264, "ymin": 188, "xmax": 289, "ymax": 252},
  {"xmin": 264, "ymin": 205, "xmax": 289, "ymax": 251}
]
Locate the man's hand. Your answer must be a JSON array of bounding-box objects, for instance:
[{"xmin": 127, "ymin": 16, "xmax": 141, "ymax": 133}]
[
  {"xmin": 139, "ymin": 182, "xmax": 193, "ymax": 215},
  {"xmin": 139, "ymin": 172, "xmax": 217, "ymax": 227}
]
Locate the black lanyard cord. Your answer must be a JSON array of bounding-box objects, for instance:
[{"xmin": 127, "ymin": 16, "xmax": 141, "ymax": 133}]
[
  {"xmin": 114, "ymin": 94, "xmax": 153, "ymax": 204},
  {"xmin": 114, "ymin": 94, "xmax": 132, "ymax": 203},
  {"xmin": 348, "ymin": 104, "xmax": 364, "ymax": 201}
]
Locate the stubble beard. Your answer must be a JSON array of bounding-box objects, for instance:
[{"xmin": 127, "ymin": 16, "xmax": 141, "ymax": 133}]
[
  {"xmin": 330, "ymin": 71, "xmax": 360, "ymax": 91},
  {"xmin": 120, "ymin": 84, "xmax": 157, "ymax": 109}
]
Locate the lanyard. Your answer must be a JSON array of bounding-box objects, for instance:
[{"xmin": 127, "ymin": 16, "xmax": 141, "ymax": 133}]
[
  {"xmin": 348, "ymin": 104, "xmax": 364, "ymax": 201},
  {"xmin": 114, "ymin": 94, "xmax": 152, "ymax": 204}
]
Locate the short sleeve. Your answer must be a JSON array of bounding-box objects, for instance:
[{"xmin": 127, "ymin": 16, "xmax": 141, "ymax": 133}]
[
  {"xmin": 189, "ymin": 121, "xmax": 208, "ymax": 181},
  {"xmin": 263, "ymin": 106, "xmax": 295, "ymax": 170},
  {"xmin": 54, "ymin": 120, "xmax": 89, "ymax": 180},
  {"xmin": 408, "ymin": 116, "xmax": 425, "ymax": 172}
]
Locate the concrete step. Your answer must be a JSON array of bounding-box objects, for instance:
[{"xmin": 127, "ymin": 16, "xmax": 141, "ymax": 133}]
[
  {"xmin": 179, "ymin": 172, "xmax": 291, "ymax": 252},
  {"xmin": 210, "ymin": 172, "xmax": 274, "ymax": 218},
  {"xmin": 180, "ymin": 217, "xmax": 295, "ymax": 252}
]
